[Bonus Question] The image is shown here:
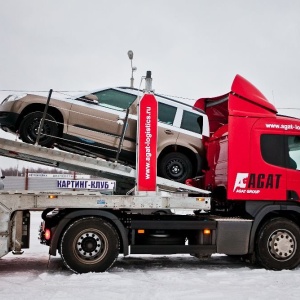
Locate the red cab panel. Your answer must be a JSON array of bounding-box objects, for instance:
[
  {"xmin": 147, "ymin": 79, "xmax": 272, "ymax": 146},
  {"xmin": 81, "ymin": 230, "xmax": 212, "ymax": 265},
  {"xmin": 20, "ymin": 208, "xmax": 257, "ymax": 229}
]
[{"xmin": 197, "ymin": 75, "xmax": 300, "ymax": 202}]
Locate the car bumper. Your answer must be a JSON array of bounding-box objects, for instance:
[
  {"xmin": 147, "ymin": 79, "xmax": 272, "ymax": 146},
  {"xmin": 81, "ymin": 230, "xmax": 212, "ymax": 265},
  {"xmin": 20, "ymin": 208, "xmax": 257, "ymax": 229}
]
[{"xmin": 0, "ymin": 111, "xmax": 19, "ymax": 132}]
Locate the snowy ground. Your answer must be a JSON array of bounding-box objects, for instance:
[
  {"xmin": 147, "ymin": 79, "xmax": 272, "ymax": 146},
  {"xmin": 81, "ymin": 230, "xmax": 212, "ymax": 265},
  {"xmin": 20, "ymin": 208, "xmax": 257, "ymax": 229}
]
[{"xmin": 1, "ymin": 212, "xmax": 300, "ymax": 300}]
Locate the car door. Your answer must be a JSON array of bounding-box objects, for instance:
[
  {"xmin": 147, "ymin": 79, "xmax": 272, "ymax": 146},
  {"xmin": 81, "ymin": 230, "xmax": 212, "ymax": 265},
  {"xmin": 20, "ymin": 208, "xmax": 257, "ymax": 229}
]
[
  {"xmin": 67, "ymin": 89, "xmax": 137, "ymax": 154},
  {"xmin": 157, "ymin": 102, "xmax": 179, "ymax": 154},
  {"xmin": 176, "ymin": 110, "xmax": 205, "ymax": 155}
]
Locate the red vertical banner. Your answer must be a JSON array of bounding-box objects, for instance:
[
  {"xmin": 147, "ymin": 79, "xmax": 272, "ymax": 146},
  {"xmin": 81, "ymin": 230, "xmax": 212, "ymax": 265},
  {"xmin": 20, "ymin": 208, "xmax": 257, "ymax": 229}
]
[{"xmin": 137, "ymin": 94, "xmax": 158, "ymax": 192}]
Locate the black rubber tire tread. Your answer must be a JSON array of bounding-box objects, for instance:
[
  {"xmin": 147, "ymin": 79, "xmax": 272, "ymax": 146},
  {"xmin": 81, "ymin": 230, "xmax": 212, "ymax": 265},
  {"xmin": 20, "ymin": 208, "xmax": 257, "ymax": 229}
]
[
  {"xmin": 158, "ymin": 152, "xmax": 193, "ymax": 183},
  {"xmin": 19, "ymin": 111, "xmax": 58, "ymax": 147},
  {"xmin": 60, "ymin": 217, "xmax": 120, "ymax": 273},
  {"xmin": 256, "ymin": 217, "xmax": 300, "ymax": 270}
]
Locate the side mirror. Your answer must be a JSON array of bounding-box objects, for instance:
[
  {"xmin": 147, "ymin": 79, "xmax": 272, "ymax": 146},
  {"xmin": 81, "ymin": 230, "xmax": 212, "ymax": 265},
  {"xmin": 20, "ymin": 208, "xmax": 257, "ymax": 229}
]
[{"xmin": 1, "ymin": 176, "xmax": 5, "ymax": 179}]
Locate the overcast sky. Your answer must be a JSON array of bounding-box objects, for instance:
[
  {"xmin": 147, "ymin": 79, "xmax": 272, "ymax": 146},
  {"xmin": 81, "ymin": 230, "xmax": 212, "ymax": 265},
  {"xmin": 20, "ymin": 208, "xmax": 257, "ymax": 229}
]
[{"xmin": 1, "ymin": 0, "xmax": 300, "ymax": 170}]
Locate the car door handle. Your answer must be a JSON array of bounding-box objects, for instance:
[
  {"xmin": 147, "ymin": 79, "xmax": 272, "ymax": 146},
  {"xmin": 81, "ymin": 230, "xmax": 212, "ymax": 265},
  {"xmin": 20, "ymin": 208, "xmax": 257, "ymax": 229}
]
[{"xmin": 164, "ymin": 130, "xmax": 173, "ymax": 135}]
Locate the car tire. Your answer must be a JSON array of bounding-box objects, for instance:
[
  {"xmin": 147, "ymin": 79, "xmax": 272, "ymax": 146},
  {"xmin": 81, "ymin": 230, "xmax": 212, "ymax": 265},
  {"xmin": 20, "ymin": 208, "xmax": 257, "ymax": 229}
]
[
  {"xmin": 19, "ymin": 111, "xmax": 58, "ymax": 147},
  {"xmin": 158, "ymin": 152, "xmax": 193, "ymax": 183}
]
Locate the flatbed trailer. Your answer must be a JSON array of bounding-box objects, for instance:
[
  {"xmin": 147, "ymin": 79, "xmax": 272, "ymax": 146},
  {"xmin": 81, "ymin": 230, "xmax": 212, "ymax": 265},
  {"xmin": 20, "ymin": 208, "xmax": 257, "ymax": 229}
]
[{"xmin": 1, "ymin": 187, "xmax": 255, "ymax": 274}]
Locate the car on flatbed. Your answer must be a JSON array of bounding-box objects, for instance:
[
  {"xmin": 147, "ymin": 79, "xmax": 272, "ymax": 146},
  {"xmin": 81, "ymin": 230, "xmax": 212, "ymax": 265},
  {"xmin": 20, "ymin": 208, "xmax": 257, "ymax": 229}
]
[{"xmin": 0, "ymin": 87, "xmax": 209, "ymax": 183}]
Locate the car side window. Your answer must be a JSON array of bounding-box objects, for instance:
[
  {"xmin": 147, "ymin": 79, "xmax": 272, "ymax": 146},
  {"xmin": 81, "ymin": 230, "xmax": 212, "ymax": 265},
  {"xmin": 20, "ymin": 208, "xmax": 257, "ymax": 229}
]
[
  {"xmin": 92, "ymin": 89, "xmax": 136, "ymax": 110},
  {"xmin": 181, "ymin": 111, "xmax": 203, "ymax": 134},
  {"xmin": 158, "ymin": 102, "xmax": 177, "ymax": 125}
]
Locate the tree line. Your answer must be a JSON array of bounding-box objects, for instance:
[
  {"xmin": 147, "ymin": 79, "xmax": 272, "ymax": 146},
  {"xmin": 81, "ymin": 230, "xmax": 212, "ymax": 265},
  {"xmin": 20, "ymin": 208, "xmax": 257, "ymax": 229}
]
[{"xmin": 2, "ymin": 167, "xmax": 72, "ymax": 176}]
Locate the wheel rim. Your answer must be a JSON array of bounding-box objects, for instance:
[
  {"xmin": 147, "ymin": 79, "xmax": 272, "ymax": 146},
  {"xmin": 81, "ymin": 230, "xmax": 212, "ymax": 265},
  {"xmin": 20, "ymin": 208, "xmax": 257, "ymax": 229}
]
[
  {"xmin": 165, "ymin": 159, "xmax": 186, "ymax": 180},
  {"xmin": 268, "ymin": 229, "xmax": 297, "ymax": 261},
  {"xmin": 73, "ymin": 229, "xmax": 108, "ymax": 265},
  {"xmin": 27, "ymin": 117, "xmax": 52, "ymax": 142}
]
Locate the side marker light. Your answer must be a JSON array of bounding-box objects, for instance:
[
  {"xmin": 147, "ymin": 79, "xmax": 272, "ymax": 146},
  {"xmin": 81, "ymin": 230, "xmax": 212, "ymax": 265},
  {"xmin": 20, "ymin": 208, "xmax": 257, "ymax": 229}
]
[
  {"xmin": 203, "ymin": 229, "xmax": 211, "ymax": 235},
  {"xmin": 45, "ymin": 229, "xmax": 51, "ymax": 240}
]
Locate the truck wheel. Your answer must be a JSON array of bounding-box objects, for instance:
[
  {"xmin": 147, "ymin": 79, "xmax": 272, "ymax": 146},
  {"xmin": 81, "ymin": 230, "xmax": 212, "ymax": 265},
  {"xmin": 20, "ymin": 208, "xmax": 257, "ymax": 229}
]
[
  {"xmin": 19, "ymin": 111, "xmax": 58, "ymax": 147},
  {"xmin": 256, "ymin": 218, "xmax": 300, "ymax": 270},
  {"xmin": 60, "ymin": 217, "xmax": 120, "ymax": 273},
  {"xmin": 158, "ymin": 152, "xmax": 193, "ymax": 183}
]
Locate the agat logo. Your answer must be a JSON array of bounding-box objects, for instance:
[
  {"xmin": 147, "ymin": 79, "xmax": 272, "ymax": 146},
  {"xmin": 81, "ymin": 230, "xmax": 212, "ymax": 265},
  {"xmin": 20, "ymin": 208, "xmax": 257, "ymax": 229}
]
[{"xmin": 233, "ymin": 172, "xmax": 282, "ymax": 194}]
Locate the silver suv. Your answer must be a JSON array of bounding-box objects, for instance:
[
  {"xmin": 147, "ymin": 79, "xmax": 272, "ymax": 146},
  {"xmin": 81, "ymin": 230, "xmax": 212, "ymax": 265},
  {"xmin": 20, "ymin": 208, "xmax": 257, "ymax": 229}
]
[{"xmin": 0, "ymin": 88, "xmax": 209, "ymax": 183}]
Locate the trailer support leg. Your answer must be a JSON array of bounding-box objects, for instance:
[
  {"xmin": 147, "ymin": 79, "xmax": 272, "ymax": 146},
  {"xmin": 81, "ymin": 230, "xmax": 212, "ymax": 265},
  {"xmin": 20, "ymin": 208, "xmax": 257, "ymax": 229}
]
[{"xmin": 12, "ymin": 211, "xmax": 24, "ymax": 255}]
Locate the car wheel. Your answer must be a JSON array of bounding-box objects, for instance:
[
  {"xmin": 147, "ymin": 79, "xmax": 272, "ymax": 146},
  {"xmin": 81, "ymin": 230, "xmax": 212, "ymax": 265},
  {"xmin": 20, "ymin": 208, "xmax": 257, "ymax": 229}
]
[
  {"xmin": 158, "ymin": 152, "xmax": 193, "ymax": 183},
  {"xmin": 60, "ymin": 217, "xmax": 120, "ymax": 273},
  {"xmin": 19, "ymin": 111, "xmax": 58, "ymax": 147},
  {"xmin": 256, "ymin": 218, "xmax": 300, "ymax": 270}
]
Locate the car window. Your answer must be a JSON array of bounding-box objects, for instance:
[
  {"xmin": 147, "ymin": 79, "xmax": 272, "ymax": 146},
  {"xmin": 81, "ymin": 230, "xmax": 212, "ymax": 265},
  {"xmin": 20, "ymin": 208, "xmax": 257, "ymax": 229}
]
[
  {"xmin": 92, "ymin": 89, "xmax": 137, "ymax": 110},
  {"xmin": 158, "ymin": 102, "xmax": 177, "ymax": 125},
  {"xmin": 181, "ymin": 111, "xmax": 203, "ymax": 134}
]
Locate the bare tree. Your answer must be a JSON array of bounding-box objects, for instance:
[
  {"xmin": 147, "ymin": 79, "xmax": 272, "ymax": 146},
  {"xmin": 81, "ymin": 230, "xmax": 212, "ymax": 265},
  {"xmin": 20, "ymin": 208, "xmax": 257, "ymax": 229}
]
[{"xmin": 2, "ymin": 167, "xmax": 72, "ymax": 176}]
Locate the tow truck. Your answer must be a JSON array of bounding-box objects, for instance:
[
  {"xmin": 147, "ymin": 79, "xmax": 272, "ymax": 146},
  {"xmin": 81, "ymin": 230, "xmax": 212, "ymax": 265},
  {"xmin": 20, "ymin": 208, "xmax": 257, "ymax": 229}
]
[{"xmin": 0, "ymin": 73, "xmax": 300, "ymax": 273}]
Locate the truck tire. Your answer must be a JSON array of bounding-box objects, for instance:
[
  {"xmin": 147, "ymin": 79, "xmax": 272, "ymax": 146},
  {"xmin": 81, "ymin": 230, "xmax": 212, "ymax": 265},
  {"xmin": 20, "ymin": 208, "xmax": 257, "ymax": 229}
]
[
  {"xmin": 256, "ymin": 217, "xmax": 300, "ymax": 270},
  {"xmin": 19, "ymin": 111, "xmax": 58, "ymax": 147},
  {"xmin": 60, "ymin": 217, "xmax": 120, "ymax": 273},
  {"xmin": 158, "ymin": 152, "xmax": 193, "ymax": 183}
]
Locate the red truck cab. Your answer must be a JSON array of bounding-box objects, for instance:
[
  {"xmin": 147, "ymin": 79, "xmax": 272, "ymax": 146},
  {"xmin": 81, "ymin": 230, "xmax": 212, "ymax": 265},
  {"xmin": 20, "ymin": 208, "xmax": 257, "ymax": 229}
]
[{"xmin": 194, "ymin": 75, "xmax": 300, "ymax": 202}]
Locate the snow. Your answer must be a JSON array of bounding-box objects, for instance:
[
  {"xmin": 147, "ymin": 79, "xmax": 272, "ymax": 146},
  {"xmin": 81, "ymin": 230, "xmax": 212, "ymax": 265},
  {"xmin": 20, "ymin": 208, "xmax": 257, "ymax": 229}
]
[{"xmin": 1, "ymin": 212, "xmax": 300, "ymax": 300}]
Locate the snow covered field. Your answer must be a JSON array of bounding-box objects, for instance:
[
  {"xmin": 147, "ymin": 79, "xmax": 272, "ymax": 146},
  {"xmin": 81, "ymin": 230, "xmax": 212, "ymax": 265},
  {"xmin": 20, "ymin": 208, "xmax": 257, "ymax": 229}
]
[{"xmin": 1, "ymin": 212, "xmax": 300, "ymax": 300}]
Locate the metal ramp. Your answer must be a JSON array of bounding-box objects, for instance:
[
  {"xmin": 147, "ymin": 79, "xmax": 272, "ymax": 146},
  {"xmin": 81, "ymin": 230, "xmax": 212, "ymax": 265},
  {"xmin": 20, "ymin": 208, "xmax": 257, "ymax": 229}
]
[{"xmin": 0, "ymin": 137, "xmax": 210, "ymax": 195}]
